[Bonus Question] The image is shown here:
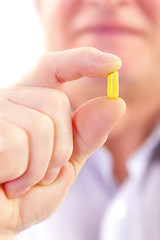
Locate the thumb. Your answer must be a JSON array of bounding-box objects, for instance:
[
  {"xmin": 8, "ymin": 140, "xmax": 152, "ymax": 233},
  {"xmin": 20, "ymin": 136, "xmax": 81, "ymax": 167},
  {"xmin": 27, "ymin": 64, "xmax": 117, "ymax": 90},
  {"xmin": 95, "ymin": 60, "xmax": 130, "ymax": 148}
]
[
  {"xmin": 15, "ymin": 97, "xmax": 125, "ymax": 230},
  {"xmin": 70, "ymin": 97, "xmax": 126, "ymax": 178}
]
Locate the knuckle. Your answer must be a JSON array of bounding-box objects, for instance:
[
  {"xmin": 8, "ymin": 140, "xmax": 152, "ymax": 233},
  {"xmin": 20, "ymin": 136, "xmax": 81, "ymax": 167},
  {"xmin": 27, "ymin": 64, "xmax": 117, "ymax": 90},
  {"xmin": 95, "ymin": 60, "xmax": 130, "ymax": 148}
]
[
  {"xmin": 87, "ymin": 46, "xmax": 97, "ymax": 53},
  {"xmin": 28, "ymin": 169, "xmax": 45, "ymax": 184},
  {"xmin": 12, "ymin": 127, "xmax": 28, "ymax": 148},
  {"xmin": 54, "ymin": 91, "xmax": 70, "ymax": 108},
  {"xmin": 39, "ymin": 52, "xmax": 51, "ymax": 64},
  {"xmin": 10, "ymin": 128, "xmax": 28, "ymax": 174},
  {"xmin": 0, "ymin": 126, "xmax": 28, "ymax": 182},
  {"xmin": 53, "ymin": 143, "xmax": 73, "ymax": 167},
  {"xmin": 80, "ymin": 46, "xmax": 97, "ymax": 55},
  {"xmin": 34, "ymin": 114, "xmax": 54, "ymax": 137},
  {"xmin": 37, "ymin": 89, "xmax": 70, "ymax": 113},
  {"xmin": 60, "ymin": 145, "xmax": 73, "ymax": 165},
  {"xmin": 78, "ymin": 47, "xmax": 102, "ymax": 68},
  {"xmin": 37, "ymin": 52, "xmax": 54, "ymax": 74},
  {"xmin": 38, "ymin": 52, "xmax": 58, "ymax": 70},
  {"xmin": 41, "ymin": 90, "xmax": 70, "ymax": 111}
]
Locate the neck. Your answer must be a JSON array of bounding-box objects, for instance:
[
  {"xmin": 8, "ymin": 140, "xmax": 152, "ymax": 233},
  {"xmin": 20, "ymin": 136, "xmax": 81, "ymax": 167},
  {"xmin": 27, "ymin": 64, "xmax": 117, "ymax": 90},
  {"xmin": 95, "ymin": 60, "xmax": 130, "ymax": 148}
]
[{"xmin": 105, "ymin": 95, "xmax": 160, "ymax": 184}]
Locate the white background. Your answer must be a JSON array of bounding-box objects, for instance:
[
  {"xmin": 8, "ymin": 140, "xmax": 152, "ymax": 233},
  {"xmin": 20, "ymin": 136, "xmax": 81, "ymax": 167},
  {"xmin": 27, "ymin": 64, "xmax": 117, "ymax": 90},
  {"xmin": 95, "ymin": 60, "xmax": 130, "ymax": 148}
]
[{"xmin": 0, "ymin": 0, "xmax": 44, "ymax": 87}]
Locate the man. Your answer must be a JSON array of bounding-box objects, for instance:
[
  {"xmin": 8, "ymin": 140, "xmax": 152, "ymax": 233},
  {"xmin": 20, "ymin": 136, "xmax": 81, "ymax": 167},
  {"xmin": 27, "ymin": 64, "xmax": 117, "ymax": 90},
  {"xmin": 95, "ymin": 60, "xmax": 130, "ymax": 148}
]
[{"xmin": 0, "ymin": 0, "xmax": 160, "ymax": 239}]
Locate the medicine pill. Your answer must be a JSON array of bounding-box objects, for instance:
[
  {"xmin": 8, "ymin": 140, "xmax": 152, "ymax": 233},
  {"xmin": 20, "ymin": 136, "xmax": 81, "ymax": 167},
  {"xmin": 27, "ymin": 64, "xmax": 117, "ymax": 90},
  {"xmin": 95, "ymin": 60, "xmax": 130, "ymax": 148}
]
[{"xmin": 107, "ymin": 71, "xmax": 119, "ymax": 99}]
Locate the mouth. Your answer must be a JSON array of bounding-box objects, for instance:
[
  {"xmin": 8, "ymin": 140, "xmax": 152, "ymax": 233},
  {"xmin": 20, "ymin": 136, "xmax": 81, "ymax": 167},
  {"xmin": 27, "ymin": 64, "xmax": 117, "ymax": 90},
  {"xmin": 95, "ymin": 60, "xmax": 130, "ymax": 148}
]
[{"xmin": 75, "ymin": 24, "xmax": 145, "ymax": 37}]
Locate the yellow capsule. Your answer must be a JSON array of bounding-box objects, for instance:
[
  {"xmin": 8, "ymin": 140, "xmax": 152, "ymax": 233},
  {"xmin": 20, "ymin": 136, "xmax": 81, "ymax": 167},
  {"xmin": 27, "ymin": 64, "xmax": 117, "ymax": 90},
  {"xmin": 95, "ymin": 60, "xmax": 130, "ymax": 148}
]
[{"xmin": 107, "ymin": 71, "xmax": 119, "ymax": 99}]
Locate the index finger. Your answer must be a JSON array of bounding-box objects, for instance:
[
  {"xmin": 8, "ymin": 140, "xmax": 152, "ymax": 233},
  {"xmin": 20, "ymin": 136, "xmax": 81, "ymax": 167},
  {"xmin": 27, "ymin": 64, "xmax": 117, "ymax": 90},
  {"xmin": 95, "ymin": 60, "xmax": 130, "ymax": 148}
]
[{"xmin": 19, "ymin": 47, "xmax": 121, "ymax": 88}]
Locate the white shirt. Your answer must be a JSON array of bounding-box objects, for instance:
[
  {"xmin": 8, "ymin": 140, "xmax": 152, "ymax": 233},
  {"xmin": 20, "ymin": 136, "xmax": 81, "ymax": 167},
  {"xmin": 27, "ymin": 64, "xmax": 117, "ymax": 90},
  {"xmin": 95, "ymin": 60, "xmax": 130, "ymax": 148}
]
[{"xmin": 16, "ymin": 122, "xmax": 160, "ymax": 240}]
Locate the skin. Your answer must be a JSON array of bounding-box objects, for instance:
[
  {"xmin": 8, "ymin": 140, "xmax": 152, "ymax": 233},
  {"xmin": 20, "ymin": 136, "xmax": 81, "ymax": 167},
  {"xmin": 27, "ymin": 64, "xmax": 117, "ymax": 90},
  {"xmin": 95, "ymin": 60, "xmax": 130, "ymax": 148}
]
[
  {"xmin": 0, "ymin": 48, "xmax": 125, "ymax": 239},
  {"xmin": 37, "ymin": 0, "xmax": 160, "ymax": 180},
  {"xmin": 0, "ymin": 0, "xmax": 160, "ymax": 238}
]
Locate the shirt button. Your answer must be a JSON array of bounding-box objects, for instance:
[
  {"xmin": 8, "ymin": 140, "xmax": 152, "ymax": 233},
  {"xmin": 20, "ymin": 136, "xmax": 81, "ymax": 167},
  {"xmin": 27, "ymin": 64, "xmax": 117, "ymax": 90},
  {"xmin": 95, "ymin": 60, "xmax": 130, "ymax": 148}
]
[{"xmin": 111, "ymin": 200, "xmax": 128, "ymax": 220}]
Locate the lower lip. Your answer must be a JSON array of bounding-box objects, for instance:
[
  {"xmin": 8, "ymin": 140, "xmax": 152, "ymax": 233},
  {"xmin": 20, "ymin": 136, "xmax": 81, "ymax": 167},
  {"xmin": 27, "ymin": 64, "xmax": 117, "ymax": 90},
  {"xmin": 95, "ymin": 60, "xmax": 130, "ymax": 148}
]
[{"xmin": 76, "ymin": 28, "xmax": 141, "ymax": 37}]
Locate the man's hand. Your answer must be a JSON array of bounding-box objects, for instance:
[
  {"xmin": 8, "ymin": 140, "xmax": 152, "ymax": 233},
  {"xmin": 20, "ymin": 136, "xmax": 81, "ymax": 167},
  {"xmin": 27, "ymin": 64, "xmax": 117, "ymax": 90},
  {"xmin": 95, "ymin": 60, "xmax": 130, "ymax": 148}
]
[{"xmin": 0, "ymin": 47, "xmax": 126, "ymax": 238}]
